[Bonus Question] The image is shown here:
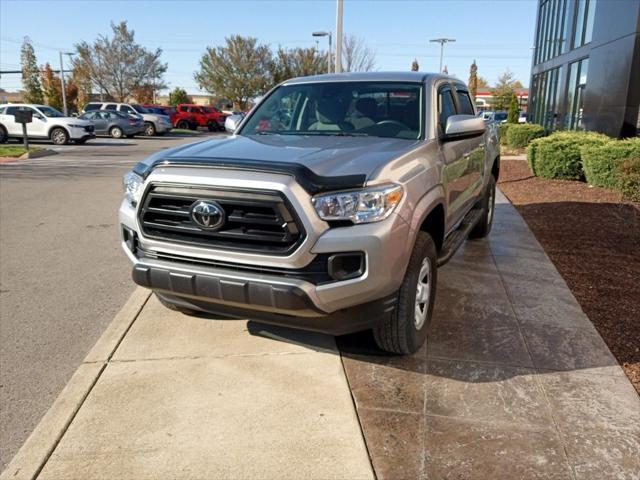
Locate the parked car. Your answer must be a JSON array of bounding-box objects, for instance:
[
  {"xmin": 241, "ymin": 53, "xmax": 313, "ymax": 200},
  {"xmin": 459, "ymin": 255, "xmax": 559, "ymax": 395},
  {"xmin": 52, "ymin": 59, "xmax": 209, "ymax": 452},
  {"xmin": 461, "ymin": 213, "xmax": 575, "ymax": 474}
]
[
  {"xmin": 143, "ymin": 105, "xmax": 198, "ymax": 130},
  {"xmin": 482, "ymin": 111, "xmax": 508, "ymax": 123},
  {"xmin": 518, "ymin": 111, "xmax": 528, "ymax": 124},
  {"xmin": 0, "ymin": 104, "xmax": 95, "ymax": 145},
  {"xmin": 79, "ymin": 110, "xmax": 145, "ymax": 138},
  {"xmin": 120, "ymin": 72, "xmax": 500, "ymax": 355},
  {"xmin": 83, "ymin": 102, "xmax": 172, "ymax": 136},
  {"xmin": 176, "ymin": 104, "xmax": 227, "ymax": 131}
]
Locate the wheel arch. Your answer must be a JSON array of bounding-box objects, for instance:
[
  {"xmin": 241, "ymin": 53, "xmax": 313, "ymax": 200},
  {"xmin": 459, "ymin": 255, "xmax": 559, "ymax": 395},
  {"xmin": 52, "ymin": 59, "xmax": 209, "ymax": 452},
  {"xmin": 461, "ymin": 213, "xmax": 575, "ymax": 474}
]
[{"xmin": 47, "ymin": 124, "xmax": 70, "ymax": 139}]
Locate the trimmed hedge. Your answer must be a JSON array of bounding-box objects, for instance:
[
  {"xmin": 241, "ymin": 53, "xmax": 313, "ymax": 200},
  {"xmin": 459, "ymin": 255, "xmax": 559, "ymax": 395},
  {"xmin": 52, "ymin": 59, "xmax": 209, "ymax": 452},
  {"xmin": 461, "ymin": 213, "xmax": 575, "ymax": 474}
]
[
  {"xmin": 618, "ymin": 157, "xmax": 640, "ymax": 202},
  {"xmin": 506, "ymin": 124, "xmax": 545, "ymax": 148},
  {"xmin": 528, "ymin": 131, "xmax": 610, "ymax": 180},
  {"xmin": 581, "ymin": 138, "xmax": 640, "ymax": 189},
  {"xmin": 498, "ymin": 123, "xmax": 511, "ymax": 145}
]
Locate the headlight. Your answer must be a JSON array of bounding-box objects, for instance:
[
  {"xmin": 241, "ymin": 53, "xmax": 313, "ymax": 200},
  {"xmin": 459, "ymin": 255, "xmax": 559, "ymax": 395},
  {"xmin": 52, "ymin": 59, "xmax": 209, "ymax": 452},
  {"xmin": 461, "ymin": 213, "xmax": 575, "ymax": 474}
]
[
  {"xmin": 312, "ymin": 184, "xmax": 403, "ymax": 224},
  {"xmin": 68, "ymin": 124, "xmax": 85, "ymax": 128},
  {"xmin": 123, "ymin": 171, "xmax": 144, "ymax": 205}
]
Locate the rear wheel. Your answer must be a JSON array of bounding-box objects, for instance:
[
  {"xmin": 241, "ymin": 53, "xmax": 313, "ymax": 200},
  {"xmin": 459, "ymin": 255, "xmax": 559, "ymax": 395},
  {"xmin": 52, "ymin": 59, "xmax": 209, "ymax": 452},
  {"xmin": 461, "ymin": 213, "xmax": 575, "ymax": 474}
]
[
  {"xmin": 373, "ymin": 232, "xmax": 437, "ymax": 354},
  {"xmin": 469, "ymin": 175, "xmax": 496, "ymax": 239},
  {"xmin": 50, "ymin": 127, "xmax": 69, "ymax": 145},
  {"xmin": 176, "ymin": 120, "xmax": 189, "ymax": 129},
  {"xmin": 207, "ymin": 121, "xmax": 217, "ymax": 132},
  {"xmin": 0, "ymin": 125, "xmax": 7, "ymax": 143},
  {"xmin": 144, "ymin": 122, "xmax": 156, "ymax": 136},
  {"xmin": 109, "ymin": 126, "xmax": 123, "ymax": 139}
]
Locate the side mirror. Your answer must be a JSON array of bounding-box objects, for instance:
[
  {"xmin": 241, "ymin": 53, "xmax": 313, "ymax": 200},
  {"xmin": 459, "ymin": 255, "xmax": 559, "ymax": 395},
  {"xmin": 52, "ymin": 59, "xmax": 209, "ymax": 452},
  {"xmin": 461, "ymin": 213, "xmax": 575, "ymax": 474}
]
[
  {"xmin": 442, "ymin": 115, "xmax": 485, "ymax": 141},
  {"xmin": 225, "ymin": 114, "xmax": 243, "ymax": 133}
]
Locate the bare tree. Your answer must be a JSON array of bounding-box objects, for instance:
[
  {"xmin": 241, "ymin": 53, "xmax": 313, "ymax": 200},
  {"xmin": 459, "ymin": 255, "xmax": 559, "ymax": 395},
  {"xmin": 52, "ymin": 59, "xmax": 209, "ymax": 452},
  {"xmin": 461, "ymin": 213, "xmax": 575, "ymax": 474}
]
[
  {"xmin": 269, "ymin": 47, "xmax": 327, "ymax": 85},
  {"xmin": 341, "ymin": 35, "xmax": 376, "ymax": 72},
  {"xmin": 74, "ymin": 21, "xmax": 167, "ymax": 102}
]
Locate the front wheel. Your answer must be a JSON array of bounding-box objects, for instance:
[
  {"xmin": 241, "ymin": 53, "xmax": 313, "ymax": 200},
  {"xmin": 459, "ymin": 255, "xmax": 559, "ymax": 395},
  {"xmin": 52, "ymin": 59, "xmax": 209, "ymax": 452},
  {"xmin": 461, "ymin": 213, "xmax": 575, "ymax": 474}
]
[
  {"xmin": 144, "ymin": 122, "xmax": 156, "ymax": 136},
  {"xmin": 469, "ymin": 175, "xmax": 496, "ymax": 239},
  {"xmin": 373, "ymin": 231, "xmax": 437, "ymax": 354},
  {"xmin": 50, "ymin": 127, "xmax": 69, "ymax": 145},
  {"xmin": 207, "ymin": 121, "xmax": 217, "ymax": 132}
]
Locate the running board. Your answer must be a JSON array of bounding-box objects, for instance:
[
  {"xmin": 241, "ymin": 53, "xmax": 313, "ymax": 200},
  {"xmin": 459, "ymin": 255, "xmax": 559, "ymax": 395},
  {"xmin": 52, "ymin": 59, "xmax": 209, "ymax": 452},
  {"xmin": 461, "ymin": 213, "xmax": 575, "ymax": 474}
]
[{"xmin": 436, "ymin": 208, "xmax": 483, "ymax": 267}]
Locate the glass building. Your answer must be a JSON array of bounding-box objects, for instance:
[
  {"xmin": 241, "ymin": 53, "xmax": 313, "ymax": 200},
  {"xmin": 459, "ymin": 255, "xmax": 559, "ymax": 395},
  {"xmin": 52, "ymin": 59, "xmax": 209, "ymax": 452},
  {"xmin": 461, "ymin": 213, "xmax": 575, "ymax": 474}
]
[{"xmin": 529, "ymin": 0, "xmax": 640, "ymax": 137}]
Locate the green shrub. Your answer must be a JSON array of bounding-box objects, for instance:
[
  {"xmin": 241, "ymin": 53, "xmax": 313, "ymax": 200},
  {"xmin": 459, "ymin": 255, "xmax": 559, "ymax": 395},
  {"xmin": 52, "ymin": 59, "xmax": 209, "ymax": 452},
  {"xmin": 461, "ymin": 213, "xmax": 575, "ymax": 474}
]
[
  {"xmin": 581, "ymin": 138, "xmax": 640, "ymax": 189},
  {"xmin": 498, "ymin": 123, "xmax": 511, "ymax": 145},
  {"xmin": 506, "ymin": 124, "xmax": 545, "ymax": 148},
  {"xmin": 533, "ymin": 131, "xmax": 610, "ymax": 180},
  {"xmin": 618, "ymin": 157, "xmax": 640, "ymax": 202}
]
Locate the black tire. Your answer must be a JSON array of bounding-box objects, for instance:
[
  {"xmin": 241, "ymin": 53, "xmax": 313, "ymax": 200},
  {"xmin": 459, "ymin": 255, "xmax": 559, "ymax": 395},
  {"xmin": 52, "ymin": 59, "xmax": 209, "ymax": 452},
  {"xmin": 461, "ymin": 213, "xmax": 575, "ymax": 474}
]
[
  {"xmin": 176, "ymin": 120, "xmax": 190, "ymax": 130},
  {"xmin": 75, "ymin": 138, "xmax": 88, "ymax": 144},
  {"xmin": 155, "ymin": 293, "xmax": 197, "ymax": 315},
  {"xmin": 207, "ymin": 121, "xmax": 217, "ymax": 132},
  {"xmin": 50, "ymin": 127, "xmax": 69, "ymax": 145},
  {"xmin": 144, "ymin": 122, "xmax": 156, "ymax": 136},
  {"xmin": 189, "ymin": 123, "xmax": 199, "ymax": 131},
  {"xmin": 0, "ymin": 125, "xmax": 7, "ymax": 143},
  {"xmin": 469, "ymin": 175, "xmax": 496, "ymax": 239},
  {"xmin": 373, "ymin": 232, "xmax": 438, "ymax": 355},
  {"xmin": 126, "ymin": 134, "xmax": 135, "ymax": 138}
]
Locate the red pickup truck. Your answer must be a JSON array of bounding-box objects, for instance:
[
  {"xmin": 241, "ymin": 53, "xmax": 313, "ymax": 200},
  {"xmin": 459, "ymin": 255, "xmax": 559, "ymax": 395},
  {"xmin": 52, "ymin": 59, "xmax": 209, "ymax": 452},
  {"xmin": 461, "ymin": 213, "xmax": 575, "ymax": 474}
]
[
  {"xmin": 144, "ymin": 105, "xmax": 198, "ymax": 130},
  {"xmin": 176, "ymin": 104, "xmax": 227, "ymax": 131}
]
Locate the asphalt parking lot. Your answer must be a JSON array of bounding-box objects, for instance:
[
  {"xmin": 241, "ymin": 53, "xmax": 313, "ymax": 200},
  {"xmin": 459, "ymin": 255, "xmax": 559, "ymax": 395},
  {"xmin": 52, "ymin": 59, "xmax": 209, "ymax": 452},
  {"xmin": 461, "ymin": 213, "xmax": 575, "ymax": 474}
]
[{"xmin": 0, "ymin": 131, "xmax": 223, "ymax": 469}]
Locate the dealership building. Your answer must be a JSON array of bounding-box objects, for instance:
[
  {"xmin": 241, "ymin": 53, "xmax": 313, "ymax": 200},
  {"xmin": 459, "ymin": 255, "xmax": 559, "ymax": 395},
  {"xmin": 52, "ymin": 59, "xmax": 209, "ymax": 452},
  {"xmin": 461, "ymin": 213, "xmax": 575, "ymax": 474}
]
[{"xmin": 529, "ymin": 0, "xmax": 640, "ymax": 137}]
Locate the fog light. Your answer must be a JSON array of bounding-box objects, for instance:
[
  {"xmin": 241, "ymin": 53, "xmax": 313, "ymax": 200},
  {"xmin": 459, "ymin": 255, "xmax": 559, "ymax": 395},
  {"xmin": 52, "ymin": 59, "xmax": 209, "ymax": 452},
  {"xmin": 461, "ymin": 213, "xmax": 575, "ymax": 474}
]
[
  {"xmin": 328, "ymin": 252, "xmax": 365, "ymax": 281},
  {"xmin": 122, "ymin": 226, "xmax": 137, "ymax": 253}
]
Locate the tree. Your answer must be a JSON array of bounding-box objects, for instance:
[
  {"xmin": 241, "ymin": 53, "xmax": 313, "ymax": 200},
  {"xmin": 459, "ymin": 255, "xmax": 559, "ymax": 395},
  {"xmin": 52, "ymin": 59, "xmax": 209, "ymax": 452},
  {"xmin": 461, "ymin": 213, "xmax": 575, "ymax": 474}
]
[
  {"xmin": 41, "ymin": 63, "xmax": 63, "ymax": 110},
  {"xmin": 492, "ymin": 70, "xmax": 521, "ymax": 111},
  {"xmin": 132, "ymin": 84, "xmax": 154, "ymax": 104},
  {"xmin": 21, "ymin": 38, "xmax": 44, "ymax": 104},
  {"xmin": 71, "ymin": 60, "xmax": 94, "ymax": 110},
  {"xmin": 468, "ymin": 60, "xmax": 478, "ymax": 97},
  {"xmin": 168, "ymin": 87, "xmax": 191, "ymax": 105},
  {"xmin": 507, "ymin": 94, "xmax": 520, "ymax": 123},
  {"xmin": 411, "ymin": 59, "xmax": 419, "ymax": 71},
  {"xmin": 270, "ymin": 47, "xmax": 327, "ymax": 85},
  {"xmin": 341, "ymin": 35, "xmax": 376, "ymax": 72},
  {"xmin": 194, "ymin": 35, "xmax": 272, "ymax": 110},
  {"xmin": 75, "ymin": 21, "xmax": 167, "ymax": 102},
  {"xmin": 477, "ymin": 76, "xmax": 489, "ymax": 88}
]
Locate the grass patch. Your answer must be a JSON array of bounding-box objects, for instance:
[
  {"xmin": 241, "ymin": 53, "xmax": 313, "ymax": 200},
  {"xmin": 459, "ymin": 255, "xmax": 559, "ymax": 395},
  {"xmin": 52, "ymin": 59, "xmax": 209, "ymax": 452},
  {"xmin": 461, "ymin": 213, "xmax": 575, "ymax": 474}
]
[
  {"xmin": 0, "ymin": 145, "xmax": 43, "ymax": 158},
  {"xmin": 170, "ymin": 129, "xmax": 202, "ymax": 135}
]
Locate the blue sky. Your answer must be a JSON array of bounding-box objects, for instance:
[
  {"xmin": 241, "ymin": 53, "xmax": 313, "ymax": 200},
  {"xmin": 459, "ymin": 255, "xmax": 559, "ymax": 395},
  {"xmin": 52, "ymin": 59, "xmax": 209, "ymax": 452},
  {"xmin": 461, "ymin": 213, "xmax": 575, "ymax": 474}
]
[{"xmin": 0, "ymin": 0, "xmax": 537, "ymax": 94}]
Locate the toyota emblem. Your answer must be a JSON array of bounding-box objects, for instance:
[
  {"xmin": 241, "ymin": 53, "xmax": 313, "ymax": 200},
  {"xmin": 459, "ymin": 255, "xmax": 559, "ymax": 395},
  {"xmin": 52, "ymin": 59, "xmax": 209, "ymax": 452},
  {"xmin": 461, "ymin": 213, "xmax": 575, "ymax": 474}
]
[{"xmin": 190, "ymin": 200, "xmax": 225, "ymax": 231}]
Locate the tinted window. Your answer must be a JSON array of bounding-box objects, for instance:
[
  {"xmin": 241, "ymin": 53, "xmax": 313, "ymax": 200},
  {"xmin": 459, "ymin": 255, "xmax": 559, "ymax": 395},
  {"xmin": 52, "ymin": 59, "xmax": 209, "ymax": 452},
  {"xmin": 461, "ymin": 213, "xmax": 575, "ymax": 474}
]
[
  {"xmin": 105, "ymin": 104, "xmax": 117, "ymax": 111},
  {"xmin": 179, "ymin": 106, "xmax": 188, "ymax": 112},
  {"xmin": 0, "ymin": 107, "xmax": 6, "ymax": 114},
  {"xmin": 6, "ymin": 106, "xmax": 19, "ymax": 115},
  {"xmin": 438, "ymin": 88, "xmax": 457, "ymax": 132},
  {"xmin": 120, "ymin": 105, "xmax": 134, "ymax": 114},
  {"xmin": 84, "ymin": 103, "xmax": 101, "ymax": 111},
  {"xmin": 455, "ymin": 90, "xmax": 475, "ymax": 115},
  {"xmin": 130, "ymin": 104, "xmax": 148, "ymax": 113},
  {"xmin": 38, "ymin": 106, "xmax": 64, "ymax": 118}
]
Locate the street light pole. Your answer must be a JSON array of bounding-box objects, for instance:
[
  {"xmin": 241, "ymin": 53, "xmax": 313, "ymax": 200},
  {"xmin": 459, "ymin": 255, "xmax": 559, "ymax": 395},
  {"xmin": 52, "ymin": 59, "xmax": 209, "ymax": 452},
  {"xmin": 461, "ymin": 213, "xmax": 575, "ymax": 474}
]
[
  {"xmin": 429, "ymin": 38, "xmax": 455, "ymax": 73},
  {"xmin": 59, "ymin": 51, "xmax": 74, "ymax": 116},
  {"xmin": 312, "ymin": 31, "xmax": 333, "ymax": 73},
  {"xmin": 335, "ymin": 0, "xmax": 343, "ymax": 73}
]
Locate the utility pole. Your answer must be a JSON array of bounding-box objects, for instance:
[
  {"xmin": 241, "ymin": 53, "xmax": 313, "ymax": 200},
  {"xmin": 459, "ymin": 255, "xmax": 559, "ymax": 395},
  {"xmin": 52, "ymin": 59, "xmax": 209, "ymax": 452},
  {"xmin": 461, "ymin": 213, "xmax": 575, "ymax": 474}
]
[
  {"xmin": 429, "ymin": 38, "xmax": 455, "ymax": 73},
  {"xmin": 59, "ymin": 51, "xmax": 74, "ymax": 116},
  {"xmin": 312, "ymin": 31, "xmax": 333, "ymax": 73},
  {"xmin": 335, "ymin": 0, "xmax": 343, "ymax": 73}
]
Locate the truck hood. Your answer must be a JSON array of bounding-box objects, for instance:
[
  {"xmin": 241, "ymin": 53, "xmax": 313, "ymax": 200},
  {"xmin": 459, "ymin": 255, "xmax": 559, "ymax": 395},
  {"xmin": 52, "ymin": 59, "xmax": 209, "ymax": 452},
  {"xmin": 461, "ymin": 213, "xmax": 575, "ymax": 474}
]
[{"xmin": 142, "ymin": 134, "xmax": 421, "ymax": 180}]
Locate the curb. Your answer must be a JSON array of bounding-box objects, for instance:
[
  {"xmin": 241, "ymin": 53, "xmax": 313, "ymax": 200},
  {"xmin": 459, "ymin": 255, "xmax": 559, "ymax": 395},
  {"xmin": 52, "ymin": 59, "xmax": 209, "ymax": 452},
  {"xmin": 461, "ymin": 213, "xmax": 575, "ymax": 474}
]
[
  {"xmin": 0, "ymin": 288, "xmax": 150, "ymax": 480},
  {"xmin": 20, "ymin": 150, "xmax": 57, "ymax": 160}
]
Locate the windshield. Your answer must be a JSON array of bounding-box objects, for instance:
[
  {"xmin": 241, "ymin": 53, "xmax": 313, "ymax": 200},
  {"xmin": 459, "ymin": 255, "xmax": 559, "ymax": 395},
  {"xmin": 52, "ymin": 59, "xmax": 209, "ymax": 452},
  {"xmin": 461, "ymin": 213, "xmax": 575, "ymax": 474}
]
[
  {"xmin": 38, "ymin": 106, "xmax": 65, "ymax": 118},
  {"xmin": 241, "ymin": 81, "xmax": 423, "ymax": 140},
  {"xmin": 131, "ymin": 104, "xmax": 149, "ymax": 114}
]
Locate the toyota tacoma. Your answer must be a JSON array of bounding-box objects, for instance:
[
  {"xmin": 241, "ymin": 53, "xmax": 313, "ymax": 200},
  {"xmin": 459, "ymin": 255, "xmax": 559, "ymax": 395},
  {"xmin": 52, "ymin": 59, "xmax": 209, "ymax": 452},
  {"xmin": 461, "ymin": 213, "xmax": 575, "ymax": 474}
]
[{"xmin": 119, "ymin": 72, "xmax": 499, "ymax": 354}]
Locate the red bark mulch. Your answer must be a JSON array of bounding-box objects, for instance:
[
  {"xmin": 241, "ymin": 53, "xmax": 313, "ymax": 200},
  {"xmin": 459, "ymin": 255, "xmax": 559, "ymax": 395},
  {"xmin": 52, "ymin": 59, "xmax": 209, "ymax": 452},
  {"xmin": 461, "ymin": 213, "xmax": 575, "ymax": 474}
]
[{"xmin": 498, "ymin": 159, "xmax": 640, "ymax": 393}]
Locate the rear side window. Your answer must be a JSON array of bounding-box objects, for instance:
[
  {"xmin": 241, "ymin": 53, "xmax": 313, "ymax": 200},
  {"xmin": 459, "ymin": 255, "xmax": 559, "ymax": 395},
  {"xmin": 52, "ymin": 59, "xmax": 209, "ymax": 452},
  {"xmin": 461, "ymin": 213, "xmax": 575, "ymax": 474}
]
[
  {"xmin": 0, "ymin": 107, "xmax": 5, "ymax": 114},
  {"xmin": 120, "ymin": 105, "xmax": 135, "ymax": 114},
  {"xmin": 104, "ymin": 104, "xmax": 117, "ymax": 111},
  {"xmin": 456, "ymin": 90, "xmax": 475, "ymax": 115},
  {"xmin": 6, "ymin": 106, "xmax": 19, "ymax": 115},
  {"xmin": 438, "ymin": 87, "xmax": 457, "ymax": 132},
  {"xmin": 179, "ymin": 106, "xmax": 188, "ymax": 112},
  {"xmin": 84, "ymin": 103, "xmax": 101, "ymax": 112}
]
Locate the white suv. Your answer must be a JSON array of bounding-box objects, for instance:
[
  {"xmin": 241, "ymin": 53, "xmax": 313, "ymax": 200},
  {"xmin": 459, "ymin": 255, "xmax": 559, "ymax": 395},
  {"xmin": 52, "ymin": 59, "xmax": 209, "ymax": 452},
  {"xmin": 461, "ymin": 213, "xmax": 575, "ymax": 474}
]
[
  {"xmin": 0, "ymin": 104, "xmax": 95, "ymax": 145},
  {"xmin": 83, "ymin": 102, "xmax": 172, "ymax": 136}
]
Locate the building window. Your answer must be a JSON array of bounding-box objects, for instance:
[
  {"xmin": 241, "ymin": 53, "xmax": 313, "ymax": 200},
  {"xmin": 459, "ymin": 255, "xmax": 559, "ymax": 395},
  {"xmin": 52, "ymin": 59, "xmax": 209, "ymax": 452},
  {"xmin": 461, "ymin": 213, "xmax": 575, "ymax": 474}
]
[
  {"xmin": 531, "ymin": 66, "xmax": 563, "ymax": 130},
  {"xmin": 535, "ymin": 0, "xmax": 573, "ymax": 64},
  {"xmin": 566, "ymin": 58, "xmax": 589, "ymax": 129},
  {"xmin": 573, "ymin": 0, "xmax": 597, "ymax": 48}
]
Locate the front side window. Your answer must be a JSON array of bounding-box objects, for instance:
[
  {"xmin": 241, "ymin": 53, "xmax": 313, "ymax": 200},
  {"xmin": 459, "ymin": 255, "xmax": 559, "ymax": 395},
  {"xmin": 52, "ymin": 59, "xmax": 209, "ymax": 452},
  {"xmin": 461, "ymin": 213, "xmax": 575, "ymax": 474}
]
[
  {"xmin": 438, "ymin": 87, "xmax": 457, "ymax": 133},
  {"xmin": 37, "ymin": 106, "xmax": 64, "ymax": 118},
  {"xmin": 105, "ymin": 104, "xmax": 117, "ymax": 111},
  {"xmin": 455, "ymin": 89, "xmax": 475, "ymax": 115},
  {"xmin": 241, "ymin": 81, "xmax": 423, "ymax": 140},
  {"xmin": 131, "ymin": 104, "xmax": 148, "ymax": 114}
]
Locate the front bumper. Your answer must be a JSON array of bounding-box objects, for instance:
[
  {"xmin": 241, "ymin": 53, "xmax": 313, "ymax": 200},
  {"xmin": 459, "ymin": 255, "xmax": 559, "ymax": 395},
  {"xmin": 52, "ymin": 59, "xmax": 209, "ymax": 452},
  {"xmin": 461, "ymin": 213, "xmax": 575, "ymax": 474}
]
[
  {"xmin": 69, "ymin": 126, "xmax": 95, "ymax": 140},
  {"xmin": 119, "ymin": 167, "xmax": 413, "ymax": 333},
  {"xmin": 156, "ymin": 122, "xmax": 173, "ymax": 133}
]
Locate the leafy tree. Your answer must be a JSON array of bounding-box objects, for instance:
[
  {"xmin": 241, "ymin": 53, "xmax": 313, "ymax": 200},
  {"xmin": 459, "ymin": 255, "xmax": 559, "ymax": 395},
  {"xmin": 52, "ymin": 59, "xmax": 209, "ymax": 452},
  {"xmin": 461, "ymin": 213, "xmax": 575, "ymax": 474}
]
[
  {"xmin": 194, "ymin": 35, "xmax": 272, "ymax": 110},
  {"xmin": 468, "ymin": 60, "xmax": 478, "ymax": 97},
  {"xmin": 21, "ymin": 38, "xmax": 44, "ymax": 104},
  {"xmin": 169, "ymin": 87, "xmax": 191, "ymax": 105},
  {"xmin": 270, "ymin": 47, "xmax": 327, "ymax": 85},
  {"xmin": 477, "ymin": 76, "xmax": 489, "ymax": 88},
  {"xmin": 132, "ymin": 84, "xmax": 154, "ymax": 104},
  {"xmin": 41, "ymin": 63, "xmax": 63, "ymax": 110},
  {"xmin": 75, "ymin": 21, "xmax": 167, "ymax": 102},
  {"xmin": 508, "ymin": 94, "xmax": 520, "ymax": 123},
  {"xmin": 71, "ymin": 60, "xmax": 94, "ymax": 110},
  {"xmin": 341, "ymin": 35, "xmax": 376, "ymax": 72},
  {"xmin": 492, "ymin": 70, "xmax": 522, "ymax": 111},
  {"xmin": 411, "ymin": 59, "xmax": 419, "ymax": 71}
]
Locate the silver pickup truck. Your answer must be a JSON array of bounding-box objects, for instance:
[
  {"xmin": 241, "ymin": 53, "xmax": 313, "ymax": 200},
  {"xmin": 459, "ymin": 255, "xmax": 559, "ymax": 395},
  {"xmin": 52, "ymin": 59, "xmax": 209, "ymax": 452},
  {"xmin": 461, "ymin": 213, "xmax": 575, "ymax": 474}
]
[{"xmin": 119, "ymin": 72, "xmax": 499, "ymax": 354}]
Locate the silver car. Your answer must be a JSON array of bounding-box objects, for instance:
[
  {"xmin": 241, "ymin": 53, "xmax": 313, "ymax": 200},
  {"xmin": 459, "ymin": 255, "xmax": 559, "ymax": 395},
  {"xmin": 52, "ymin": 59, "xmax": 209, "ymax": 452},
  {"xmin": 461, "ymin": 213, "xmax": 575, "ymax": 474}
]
[{"xmin": 79, "ymin": 111, "xmax": 145, "ymax": 138}]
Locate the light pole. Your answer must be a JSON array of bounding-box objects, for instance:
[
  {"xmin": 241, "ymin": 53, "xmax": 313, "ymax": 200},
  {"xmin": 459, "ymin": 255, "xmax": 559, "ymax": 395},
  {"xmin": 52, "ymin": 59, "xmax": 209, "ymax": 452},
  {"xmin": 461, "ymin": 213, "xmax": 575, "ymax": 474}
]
[
  {"xmin": 59, "ymin": 51, "xmax": 74, "ymax": 116},
  {"xmin": 335, "ymin": 0, "xmax": 343, "ymax": 73},
  {"xmin": 429, "ymin": 38, "xmax": 455, "ymax": 73},
  {"xmin": 312, "ymin": 31, "xmax": 332, "ymax": 73}
]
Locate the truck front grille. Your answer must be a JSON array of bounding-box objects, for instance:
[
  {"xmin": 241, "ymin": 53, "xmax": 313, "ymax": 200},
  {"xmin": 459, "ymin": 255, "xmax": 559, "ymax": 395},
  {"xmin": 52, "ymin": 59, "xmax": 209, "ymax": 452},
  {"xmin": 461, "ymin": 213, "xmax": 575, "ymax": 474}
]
[{"xmin": 138, "ymin": 184, "xmax": 305, "ymax": 254}]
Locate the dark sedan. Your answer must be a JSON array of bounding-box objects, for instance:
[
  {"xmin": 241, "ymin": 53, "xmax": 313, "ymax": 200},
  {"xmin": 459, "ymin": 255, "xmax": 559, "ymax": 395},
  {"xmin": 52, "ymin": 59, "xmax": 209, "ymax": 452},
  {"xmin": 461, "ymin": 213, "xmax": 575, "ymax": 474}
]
[{"xmin": 79, "ymin": 111, "xmax": 145, "ymax": 138}]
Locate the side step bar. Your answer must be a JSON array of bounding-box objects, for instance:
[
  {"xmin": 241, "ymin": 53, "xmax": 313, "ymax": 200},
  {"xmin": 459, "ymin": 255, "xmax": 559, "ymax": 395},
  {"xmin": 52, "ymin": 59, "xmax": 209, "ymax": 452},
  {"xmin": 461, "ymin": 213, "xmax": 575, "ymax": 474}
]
[{"xmin": 436, "ymin": 207, "xmax": 483, "ymax": 267}]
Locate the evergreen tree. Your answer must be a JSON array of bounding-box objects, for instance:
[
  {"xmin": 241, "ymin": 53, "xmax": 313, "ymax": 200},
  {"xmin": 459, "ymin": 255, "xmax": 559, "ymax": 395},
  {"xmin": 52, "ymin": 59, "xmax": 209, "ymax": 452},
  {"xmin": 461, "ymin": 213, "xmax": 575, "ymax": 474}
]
[
  {"xmin": 41, "ymin": 63, "xmax": 63, "ymax": 110},
  {"xmin": 507, "ymin": 94, "xmax": 520, "ymax": 123},
  {"xmin": 21, "ymin": 38, "xmax": 44, "ymax": 104},
  {"xmin": 168, "ymin": 87, "xmax": 191, "ymax": 105},
  {"xmin": 411, "ymin": 59, "xmax": 419, "ymax": 71},
  {"xmin": 468, "ymin": 60, "xmax": 478, "ymax": 98}
]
